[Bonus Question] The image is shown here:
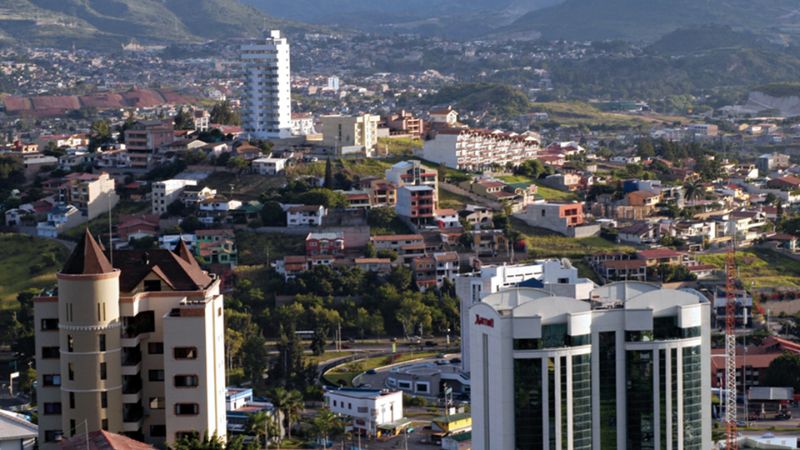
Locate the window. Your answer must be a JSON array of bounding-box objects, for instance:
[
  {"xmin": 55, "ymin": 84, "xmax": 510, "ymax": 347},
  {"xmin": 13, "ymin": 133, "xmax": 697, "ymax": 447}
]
[
  {"xmin": 149, "ymin": 370, "xmax": 164, "ymax": 382},
  {"xmin": 100, "ymin": 362, "xmax": 107, "ymax": 380},
  {"xmin": 149, "ymin": 397, "xmax": 165, "ymax": 409},
  {"xmin": 70, "ymin": 420, "xmax": 75, "ymax": 436},
  {"xmin": 67, "ymin": 335, "xmax": 74, "ymax": 352},
  {"xmin": 144, "ymin": 280, "xmax": 161, "ymax": 292},
  {"xmin": 101, "ymin": 419, "xmax": 108, "ymax": 431},
  {"xmin": 44, "ymin": 430, "xmax": 63, "ymax": 443},
  {"xmin": 99, "ymin": 334, "xmax": 106, "ymax": 351},
  {"xmin": 43, "ymin": 402, "xmax": 62, "ymax": 415},
  {"xmin": 398, "ymin": 380, "xmax": 412, "ymax": 390},
  {"xmin": 173, "ymin": 347, "xmax": 198, "ymax": 360},
  {"xmin": 68, "ymin": 363, "xmax": 74, "ymax": 381},
  {"xmin": 42, "ymin": 346, "xmax": 60, "ymax": 359},
  {"xmin": 69, "ymin": 392, "xmax": 75, "ymax": 409},
  {"xmin": 148, "ymin": 342, "xmax": 164, "ymax": 354},
  {"xmin": 41, "ymin": 319, "xmax": 58, "ymax": 331},
  {"xmin": 150, "ymin": 425, "xmax": 167, "ymax": 437},
  {"xmin": 174, "ymin": 375, "xmax": 199, "ymax": 388},
  {"xmin": 43, "ymin": 374, "xmax": 61, "ymax": 387},
  {"xmin": 101, "ymin": 392, "xmax": 107, "ymax": 408},
  {"xmin": 174, "ymin": 403, "xmax": 199, "ymax": 415},
  {"xmin": 415, "ymin": 382, "xmax": 429, "ymax": 393}
]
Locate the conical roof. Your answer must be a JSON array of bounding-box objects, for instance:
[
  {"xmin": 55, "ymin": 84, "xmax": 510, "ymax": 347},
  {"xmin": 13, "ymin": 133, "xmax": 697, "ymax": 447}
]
[
  {"xmin": 174, "ymin": 238, "xmax": 202, "ymax": 272},
  {"xmin": 61, "ymin": 229, "xmax": 114, "ymax": 275}
]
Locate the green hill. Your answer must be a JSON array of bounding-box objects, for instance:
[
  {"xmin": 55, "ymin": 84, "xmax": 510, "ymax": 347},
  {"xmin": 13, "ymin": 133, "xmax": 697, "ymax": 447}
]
[
  {"xmin": 423, "ymin": 83, "xmax": 531, "ymax": 119},
  {"xmin": 0, "ymin": 0, "xmax": 312, "ymax": 50},
  {"xmin": 503, "ymin": 0, "xmax": 800, "ymax": 42}
]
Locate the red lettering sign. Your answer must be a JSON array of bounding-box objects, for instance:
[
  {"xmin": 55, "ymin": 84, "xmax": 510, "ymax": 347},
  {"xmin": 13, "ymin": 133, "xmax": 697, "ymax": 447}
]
[{"xmin": 475, "ymin": 314, "xmax": 494, "ymax": 328}]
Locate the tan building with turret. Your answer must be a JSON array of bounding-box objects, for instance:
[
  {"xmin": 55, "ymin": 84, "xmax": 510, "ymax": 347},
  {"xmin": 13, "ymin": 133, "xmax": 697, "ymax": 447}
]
[{"xmin": 34, "ymin": 230, "xmax": 226, "ymax": 449}]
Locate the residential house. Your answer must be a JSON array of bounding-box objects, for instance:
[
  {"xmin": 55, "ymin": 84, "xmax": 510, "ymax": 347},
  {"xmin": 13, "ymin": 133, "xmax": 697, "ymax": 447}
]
[
  {"xmin": 124, "ymin": 120, "xmax": 175, "ymax": 169},
  {"xmin": 252, "ymin": 157, "xmax": 288, "ymax": 175},
  {"xmin": 181, "ymin": 185, "xmax": 217, "ymax": 207},
  {"xmin": 306, "ymin": 232, "xmax": 344, "ymax": 256},
  {"xmin": 517, "ymin": 202, "xmax": 599, "ymax": 237},
  {"xmin": 626, "ymin": 190, "xmax": 661, "ymax": 209},
  {"xmin": 637, "ymin": 248, "xmax": 682, "ymax": 267},
  {"xmin": 412, "ymin": 251, "xmax": 459, "ymax": 290},
  {"xmin": 286, "ymin": 205, "xmax": 326, "ymax": 227},
  {"xmin": 196, "ymin": 229, "xmax": 238, "ymax": 268},
  {"xmin": 339, "ymin": 190, "xmax": 372, "ymax": 209},
  {"xmin": 429, "ymin": 106, "xmax": 459, "ymax": 128},
  {"xmin": 117, "ymin": 214, "xmax": 160, "ymax": 242},
  {"xmin": 385, "ymin": 160, "xmax": 438, "ymax": 202},
  {"xmin": 435, "ymin": 208, "xmax": 461, "ymax": 230},
  {"xmin": 370, "ymin": 234, "xmax": 425, "ymax": 254},
  {"xmin": 0, "ymin": 409, "xmax": 37, "ymax": 450},
  {"xmin": 385, "ymin": 110, "xmax": 424, "ymax": 137},
  {"xmin": 291, "ymin": 112, "xmax": 316, "ymax": 136},
  {"xmin": 542, "ymin": 173, "xmax": 581, "ymax": 191},
  {"xmin": 198, "ymin": 196, "xmax": 242, "ymax": 225},
  {"xmin": 36, "ymin": 204, "xmax": 82, "ymax": 237},
  {"xmin": 354, "ymin": 258, "xmax": 393, "ymax": 273},
  {"xmin": 617, "ymin": 222, "xmax": 658, "ymax": 245},
  {"xmin": 459, "ymin": 205, "xmax": 493, "ymax": 229}
]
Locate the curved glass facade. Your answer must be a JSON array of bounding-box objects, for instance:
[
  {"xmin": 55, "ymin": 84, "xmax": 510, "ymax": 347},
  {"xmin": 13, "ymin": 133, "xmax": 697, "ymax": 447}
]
[
  {"xmin": 683, "ymin": 345, "xmax": 703, "ymax": 449},
  {"xmin": 514, "ymin": 358, "xmax": 543, "ymax": 450},
  {"xmin": 626, "ymin": 350, "xmax": 654, "ymax": 450}
]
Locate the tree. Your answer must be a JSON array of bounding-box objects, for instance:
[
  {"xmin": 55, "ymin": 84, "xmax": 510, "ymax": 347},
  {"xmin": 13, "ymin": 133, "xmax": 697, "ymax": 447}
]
[
  {"xmin": 764, "ymin": 352, "xmax": 800, "ymax": 391},
  {"xmin": 270, "ymin": 388, "xmax": 303, "ymax": 439},
  {"xmin": 310, "ymin": 407, "xmax": 343, "ymax": 449},
  {"xmin": 683, "ymin": 181, "xmax": 701, "ymax": 202},
  {"xmin": 227, "ymin": 156, "xmax": 249, "ymax": 174},
  {"xmin": 210, "ymin": 101, "xmax": 241, "ymax": 126},
  {"xmin": 293, "ymin": 189, "xmax": 347, "ymax": 209},
  {"xmin": 260, "ymin": 201, "xmax": 286, "ymax": 226},
  {"xmin": 89, "ymin": 119, "xmax": 112, "ymax": 152},
  {"xmin": 174, "ymin": 107, "xmax": 195, "ymax": 130},
  {"xmin": 323, "ymin": 158, "xmax": 333, "ymax": 189},
  {"xmin": 242, "ymin": 333, "xmax": 269, "ymax": 388},
  {"xmin": 636, "ymin": 138, "xmax": 655, "ymax": 159},
  {"xmin": 396, "ymin": 297, "xmax": 433, "ymax": 338},
  {"xmin": 248, "ymin": 411, "xmax": 280, "ymax": 449},
  {"xmin": 367, "ymin": 207, "xmax": 397, "ymax": 229},
  {"xmin": 180, "ymin": 216, "xmax": 204, "ymax": 233}
]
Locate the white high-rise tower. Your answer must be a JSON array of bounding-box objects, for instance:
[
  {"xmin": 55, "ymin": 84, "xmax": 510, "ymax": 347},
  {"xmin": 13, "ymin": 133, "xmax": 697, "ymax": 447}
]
[{"xmin": 241, "ymin": 30, "xmax": 292, "ymax": 139}]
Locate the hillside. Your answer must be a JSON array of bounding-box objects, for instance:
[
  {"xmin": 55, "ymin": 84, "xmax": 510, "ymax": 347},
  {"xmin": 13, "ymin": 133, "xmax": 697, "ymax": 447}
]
[
  {"xmin": 242, "ymin": 0, "xmax": 560, "ymax": 37},
  {"xmin": 423, "ymin": 83, "xmax": 531, "ymax": 119},
  {"xmin": 503, "ymin": 0, "xmax": 800, "ymax": 42},
  {"xmin": 0, "ymin": 0, "xmax": 309, "ymax": 50}
]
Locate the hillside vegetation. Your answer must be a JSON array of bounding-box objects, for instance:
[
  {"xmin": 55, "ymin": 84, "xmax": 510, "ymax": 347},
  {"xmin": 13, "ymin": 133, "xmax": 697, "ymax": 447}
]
[
  {"xmin": 504, "ymin": 0, "xmax": 800, "ymax": 42},
  {"xmin": 0, "ymin": 0, "xmax": 309, "ymax": 49},
  {"xmin": 423, "ymin": 83, "xmax": 531, "ymax": 120},
  {"xmin": 0, "ymin": 233, "xmax": 69, "ymax": 305}
]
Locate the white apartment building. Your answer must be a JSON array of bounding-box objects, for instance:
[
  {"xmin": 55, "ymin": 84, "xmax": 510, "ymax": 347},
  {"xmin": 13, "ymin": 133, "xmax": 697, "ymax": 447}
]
[
  {"xmin": 470, "ymin": 283, "xmax": 711, "ymax": 450},
  {"xmin": 323, "ymin": 388, "xmax": 403, "ymax": 437},
  {"xmin": 34, "ymin": 231, "xmax": 226, "ymax": 449},
  {"xmin": 420, "ymin": 129, "xmax": 541, "ymax": 171},
  {"xmin": 252, "ymin": 157, "xmax": 288, "ymax": 175},
  {"xmin": 241, "ymin": 30, "xmax": 292, "ymax": 139},
  {"xmin": 290, "ymin": 112, "xmax": 316, "ymax": 136},
  {"xmin": 320, "ymin": 114, "xmax": 380, "ymax": 155},
  {"xmin": 456, "ymin": 260, "xmax": 595, "ymax": 372},
  {"xmin": 152, "ymin": 179, "xmax": 198, "ymax": 214},
  {"xmin": 63, "ymin": 172, "xmax": 119, "ymax": 220}
]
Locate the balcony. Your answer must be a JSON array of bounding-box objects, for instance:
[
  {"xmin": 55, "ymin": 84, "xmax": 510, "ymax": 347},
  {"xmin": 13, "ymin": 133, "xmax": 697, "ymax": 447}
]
[
  {"xmin": 123, "ymin": 402, "xmax": 144, "ymax": 423},
  {"xmin": 122, "ymin": 375, "xmax": 142, "ymax": 395}
]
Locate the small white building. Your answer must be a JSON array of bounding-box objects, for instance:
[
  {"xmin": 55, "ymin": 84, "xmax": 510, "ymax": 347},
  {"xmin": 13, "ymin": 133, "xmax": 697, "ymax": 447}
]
[
  {"xmin": 286, "ymin": 204, "xmax": 326, "ymax": 227},
  {"xmin": 324, "ymin": 388, "xmax": 404, "ymax": 437},
  {"xmin": 252, "ymin": 157, "xmax": 288, "ymax": 175},
  {"xmin": 152, "ymin": 179, "xmax": 198, "ymax": 214},
  {"xmin": 36, "ymin": 204, "xmax": 82, "ymax": 238},
  {"xmin": 0, "ymin": 409, "xmax": 37, "ymax": 450}
]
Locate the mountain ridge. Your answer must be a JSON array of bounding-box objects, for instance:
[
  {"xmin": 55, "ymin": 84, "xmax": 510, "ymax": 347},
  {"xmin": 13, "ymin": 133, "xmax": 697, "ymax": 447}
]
[{"xmin": 0, "ymin": 0, "xmax": 316, "ymax": 50}]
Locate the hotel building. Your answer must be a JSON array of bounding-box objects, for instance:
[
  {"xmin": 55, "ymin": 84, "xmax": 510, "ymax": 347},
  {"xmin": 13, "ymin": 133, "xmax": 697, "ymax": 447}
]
[{"xmin": 469, "ymin": 282, "xmax": 711, "ymax": 450}]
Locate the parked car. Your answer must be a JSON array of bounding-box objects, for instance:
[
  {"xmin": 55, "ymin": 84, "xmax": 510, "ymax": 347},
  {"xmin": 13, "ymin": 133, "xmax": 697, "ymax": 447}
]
[{"xmin": 425, "ymin": 340, "xmax": 438, "ymax": 347}]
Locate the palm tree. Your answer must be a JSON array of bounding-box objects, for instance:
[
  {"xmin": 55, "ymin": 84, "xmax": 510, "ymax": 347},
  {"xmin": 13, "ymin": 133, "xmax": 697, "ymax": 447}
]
[
  {"xmin": 683, "ymin": 180, "xmax": 701, "ymax": 202},
  {"xmin": 248, "ymin": 411, "xmax": 280, "ymax": 449},
  {"xmin": 270, "ymin": 388, "xmax": 304, "ymax": 439},
  {"xmin": 311, "ymin": 407, "xmax": 343, "ymax": 449}
]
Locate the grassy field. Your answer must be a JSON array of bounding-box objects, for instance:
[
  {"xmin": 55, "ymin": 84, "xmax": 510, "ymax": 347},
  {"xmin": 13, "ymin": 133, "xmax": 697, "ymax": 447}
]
[
  {"xmin": 289, "ymin": 158, "xmax": 393, "ymax": 180},
  {"xmin": 235, "ymin": 231, "xmax": 306, "ymax": 265},
  {"xmin": 511, "ymin": 218, "xmax": 633, "ymax": 259},
  {"xmin": 697, "ymin": 249, "xmax": 800, "ymax": 289},
  {"xmin": 439, "ymin": 189, "xmax": 471, "ymax": 210},
  {"xmin": 497, "ymin": 175, "xmax": 578, "ymax": 202},
  {"xmin": 0, "ymin": 233, "xmax": 70, "ymax": 305},
  {"xmin": 203, "ymin": 171, "xmax": 286, "ymax": 201},
  {"xmin": 530, "ymin": 101, "xmax": 688, "ymax": 128},
  {"xmin": 378, "ymin": 137, "xmax": 422, "ymax": 157}
]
